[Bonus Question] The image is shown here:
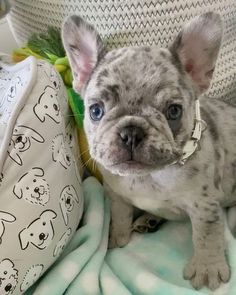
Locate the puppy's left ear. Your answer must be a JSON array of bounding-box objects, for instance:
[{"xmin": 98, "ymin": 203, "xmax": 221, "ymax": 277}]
[
  {"xmin": 170, "ymin": 12, "xmax": 223, "ymax": 93},
  {"xmin": 62, "ymin": 15, "xmax": 106, "ymax": 94}
]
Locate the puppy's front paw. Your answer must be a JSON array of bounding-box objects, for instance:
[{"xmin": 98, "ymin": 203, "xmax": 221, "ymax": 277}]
[
  {"xmin": 184, "ymin": 255, "xmax": 230, "ymax": 290},
  {"xmin": 108, "ymin": 229, "xmax": 131, "ymax": 249}
]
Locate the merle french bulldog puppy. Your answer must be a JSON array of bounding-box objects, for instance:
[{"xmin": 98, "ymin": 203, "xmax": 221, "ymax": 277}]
[{"xmin": 62, "ymin": 13, "xmax": 236, "ymax": 290}]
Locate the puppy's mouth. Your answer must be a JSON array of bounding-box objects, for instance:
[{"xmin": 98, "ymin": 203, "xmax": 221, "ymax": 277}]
[{"xmin": 104, "ymin": 152, "xmax": 181, "ymax": 176}]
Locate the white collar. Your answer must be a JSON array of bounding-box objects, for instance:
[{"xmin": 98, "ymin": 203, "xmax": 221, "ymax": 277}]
[{"xmin": 177, "ymin": 99, "xmax": 207, "ymax": 165}]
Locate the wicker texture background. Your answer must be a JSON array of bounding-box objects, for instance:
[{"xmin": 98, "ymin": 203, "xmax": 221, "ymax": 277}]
[{"xmin": 8, "ymin": 0, "xmax": 236, "ymax": 104}]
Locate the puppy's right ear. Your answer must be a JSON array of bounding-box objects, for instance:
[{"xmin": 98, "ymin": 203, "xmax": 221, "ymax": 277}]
[{"xmin": 62, "ymin": 15, "xmax": 106, "ymax": 94}]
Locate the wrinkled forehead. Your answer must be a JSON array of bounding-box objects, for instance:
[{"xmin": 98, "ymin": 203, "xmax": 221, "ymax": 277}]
[{"xmin": 85, "ymin": 46, "xmax": 185, "ymax": 106}]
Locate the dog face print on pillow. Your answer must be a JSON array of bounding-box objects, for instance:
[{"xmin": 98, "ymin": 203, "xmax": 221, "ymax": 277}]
[
  {"xmin": 33, "ymin": 86, "xmax": 62, "ymax": 124},
  {"xmin": 8, "ymin": 125, "xmax": 45, "ymax": 166},
  {"xmin": 53, "ymin": 228, "xmax": 72, "ymax": 257},
  {"xmin": 20, "ymin": 264, "xmax": 44, "ymax": 292},
  {"xmin": 13, "ymin": 167, "xmax": 50, "ymax": 206},
  {"xmin": 52, "ymin": 134, "xmax": 72, "ymax": 169},
  {"xmin": 59, "ymin": 185, "xmax": 79, "ymax": 225},
  {"xmin": 0, "ymin": 211, "xmax": 16, "ymax": 244},
  {"xmin": 0, "ymin": 258, "xmax": 18, "ymax": 295},
  {"xmin": 18, "ymin": 210, "xmax": 57, "ymax": 250}
]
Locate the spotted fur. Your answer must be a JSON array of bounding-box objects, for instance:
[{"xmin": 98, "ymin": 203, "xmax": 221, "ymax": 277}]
[{"xmin": 62, "ymin": 12, "xmax": 236, "ymax": 290}]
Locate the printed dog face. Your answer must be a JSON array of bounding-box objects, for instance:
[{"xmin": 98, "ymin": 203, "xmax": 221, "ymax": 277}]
[
  {"xmin": 20, "ymin": 264, "xmax": 44, "ymax": 292},
  {"xmin": 60, "ymin": 185, "xmax": 79, "ymax": 225},
  {"xmin": 18, "ymin": 210, "xmax": 57, "ymax": 250},
  {"xmin": 53, "ymin": 228, "xmax": 72, "ymax": 257},
  {"xmin": 33, "ymin": 85, "xmax": 62, "ymax": 124},
  {"xmin": 52, "ymin": 134, "xmax": 72, "ymax": 169},
  {"xmin": 8, "ymin": 125, "xmax": 45, "ymax": 166},
  {"xmin": 13, "ymin": 167, "xmax": 50, "ymax": 206},
  {"xmin": 0, "ymin": 211, "xmax": 16, "ymax": 244},
  {"xmin": 0, "ymin": 259, "xmax": 18, "ymax": 295},
  {"xmin": 62, "ymin": 13, "xmax": 222, "ymax": 176}
]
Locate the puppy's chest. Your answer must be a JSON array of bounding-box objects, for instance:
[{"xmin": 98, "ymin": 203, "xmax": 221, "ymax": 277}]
[{"xmin": 109, "ymin": 172, "xmax": 187, "ymax": 220}]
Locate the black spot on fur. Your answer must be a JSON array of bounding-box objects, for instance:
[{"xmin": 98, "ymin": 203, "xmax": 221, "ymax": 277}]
[
  {"xmin": 205, "ymin": 215, "xmax": 220, "ymax": 223},
  {"xmin": 215, "ymin": 150, "xmax": 221, "ymax": 161},
  {"xmin": 203, "ymin": 207, "xmax": 210, "ymax": 211},
  {"xmin": 106, "ymin": 84, "xmax": 120, "ymax": 102},
  {"xmin": 214, "ymin": 170, "xmax": 221, "ymax": 190},
  {"xmin": 100, "ymin": 89, "xmax": 112, "ymax": 101},
  {"xmin": 136, "ymin": 96, "xmax": 144, "ymax": 105},
  {"xmin": 160, "ymin": 50, "xmax": 168, "ymax": 59},
  {"xmin": 202, "ymin": 185, "xmax": 208, "ymax": 191},
  {"xmin": 105, "ymin": 51, "xmax": 124, "ymax": 64},
  {"xmin": 154, "ymin": 61, "xmax": 162, "ymax": 68},
  {"xmin": 155, "ymin": 81, "xmax": 169, "ymax": 94},
  {"xmin": 99, "ymin": 69, "xmax": 109, "ymax": 79},
  {"xmin": 96, "ymin": 69, "xmax": 109, "ymax": 87},
  {"xmin": 177, "ymin": 76, "xmax": 191, "ymax": 93},
  {"xmin": 143, "ymin": 47, "xmax": 151, "ymax": 52},
  {"xmin": 142, "ymin": 82, "xmax": 147, "ymax": 89}
]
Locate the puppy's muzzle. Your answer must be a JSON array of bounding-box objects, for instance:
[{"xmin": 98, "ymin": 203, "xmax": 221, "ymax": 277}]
[{"xmin": 119, "ymin": 126, "xmax": 145, "ymax": 152}]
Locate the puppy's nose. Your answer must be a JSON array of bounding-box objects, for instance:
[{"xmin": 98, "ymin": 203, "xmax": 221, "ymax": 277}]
[
  {"xmin": 39, "ymin": 233, "xmax": 45, "ymax": 240},
  {"xmin": 119, "ymin": 126, "xmax": 144, "ymax": 150}
]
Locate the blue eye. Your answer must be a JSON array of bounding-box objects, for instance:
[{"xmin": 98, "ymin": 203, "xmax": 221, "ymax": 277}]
[
  {"xmin": 89, "ymin": 103, "xmax": 104, "ymax": 121},
  {"xmin": 166, "ymin": 104, "xmax": 182, "ymax": 121}
]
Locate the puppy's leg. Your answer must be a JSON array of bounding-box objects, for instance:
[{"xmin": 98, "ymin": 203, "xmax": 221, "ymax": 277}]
[
  {"xmin": 227, "ymin": 206, "xmax": 236, "ymax": 235},
  {"xmin": 105, "ymin": 184, "xmax": 133, "ymax": 248},
  {"xmin": 132, "ymin": 213, "xmax": 163, "ymax": 233},
  {"xmin": 184, "ymin": 202, "xmax": 230, "ymax": 290}
]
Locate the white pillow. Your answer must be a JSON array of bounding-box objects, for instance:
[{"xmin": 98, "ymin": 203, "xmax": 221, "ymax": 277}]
[{"xmin": 0, "ymin": 56, "xmax": 83, "ymax": 295}]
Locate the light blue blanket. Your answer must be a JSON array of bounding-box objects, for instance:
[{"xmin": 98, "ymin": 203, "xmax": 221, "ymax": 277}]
[{"xmin": 26, "ymin": 177, "xmax": 236, "ymax": 295}]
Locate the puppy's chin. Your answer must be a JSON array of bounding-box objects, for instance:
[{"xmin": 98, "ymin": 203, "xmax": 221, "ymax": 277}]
[
  {"xmin": 105, "ymin": 161, "xmax": 155, "ymax": 176},
  {"xmin": 98, "ymin": 152, "xmax": 181, "ymax": 176}
]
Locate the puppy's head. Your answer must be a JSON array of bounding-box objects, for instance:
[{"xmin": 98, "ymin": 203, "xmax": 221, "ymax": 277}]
[{"xmin": 62, "ymin": 13, "xmax": 222, "ymax": 176}]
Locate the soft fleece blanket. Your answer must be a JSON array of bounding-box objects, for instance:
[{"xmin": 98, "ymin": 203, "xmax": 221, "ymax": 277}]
[{"xmin": 26, "ymin": 177, "xmax": 236, "ymax": 295}]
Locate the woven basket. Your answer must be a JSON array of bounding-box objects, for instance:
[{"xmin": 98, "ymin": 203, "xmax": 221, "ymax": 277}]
[{"xmin": 8, "ymin": 0, "xmax": 236, "ymax": 104}]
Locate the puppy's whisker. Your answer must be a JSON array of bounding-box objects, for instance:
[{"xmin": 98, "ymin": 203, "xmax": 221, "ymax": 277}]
[
  {"xmin": 79, "ymin": 148, "xmax": 90, "ymax": 157},
  {"xmin": 81, "ymin": 157, "xmax": 93, "ymax": 169}
]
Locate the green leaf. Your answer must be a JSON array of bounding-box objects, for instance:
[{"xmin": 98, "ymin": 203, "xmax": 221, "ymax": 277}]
[{"xmin": 27, "ymin": 26, "xmax": 65, "ymax": 58}]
